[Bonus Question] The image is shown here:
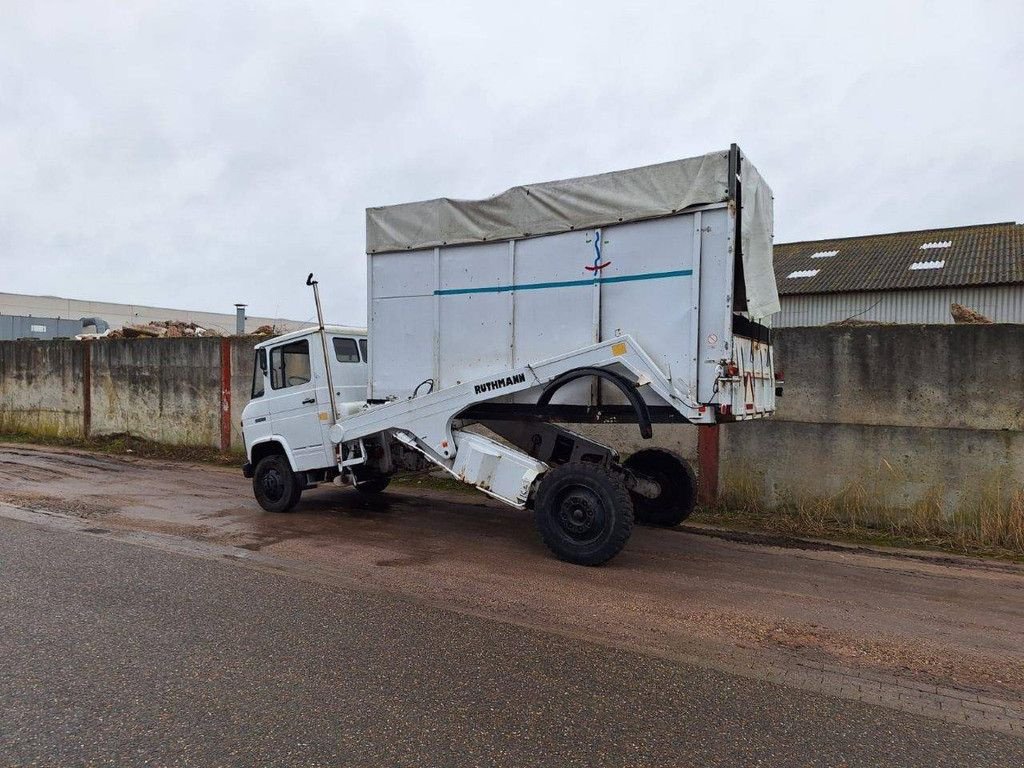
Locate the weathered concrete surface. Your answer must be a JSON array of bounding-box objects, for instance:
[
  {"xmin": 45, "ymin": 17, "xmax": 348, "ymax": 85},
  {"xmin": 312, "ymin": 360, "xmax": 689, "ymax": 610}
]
[
  {"xmin": 0, "ymin": 341, "xmax": 84, "ymax": 437},
  {"xmin": 88, "ymin": 339, "xmax": 222, "ymax": 446},
  {"xmin": 721, "ymin": 419, "xmax": 1024, "ymax": 514},
  {"xmin": 721, "ymin": 324, "xmax": 1024, "ymax": 515},
  {"xmin": 773, "ymin": 324, "xmax": 1024, "ymax": 431}
]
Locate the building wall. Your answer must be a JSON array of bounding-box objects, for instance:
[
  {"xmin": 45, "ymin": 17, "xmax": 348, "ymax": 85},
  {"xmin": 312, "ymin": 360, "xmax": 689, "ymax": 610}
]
[
  {"xmin": 776, "ymin": 284, "xmax": 1024, "ymax": 327},
  {"xmin": 0, "ymin": 291, "xmax": 314, "ymax": 336}
]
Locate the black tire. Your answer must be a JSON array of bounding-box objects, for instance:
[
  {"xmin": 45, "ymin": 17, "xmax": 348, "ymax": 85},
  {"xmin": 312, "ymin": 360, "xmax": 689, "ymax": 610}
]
[
  {"xmin": 252, "ymin": 454, "xmax": 302, "ymax": 513},
  {"xmin": 534, "ymin": 463, "xmax": 634, "ymax": 566},
  {"xmin": 354, "ymin": 474, "xmax": 391, "ymax": 494},
  {"xmin": 623, "ymin": 448, "xmax": 697, "ymax": 527}
]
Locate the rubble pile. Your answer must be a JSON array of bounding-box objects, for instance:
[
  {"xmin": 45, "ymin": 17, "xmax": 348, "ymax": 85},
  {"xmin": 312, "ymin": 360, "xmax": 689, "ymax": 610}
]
[
  {"xmin": 107, "ymin": 320, "xmax": 224, "ymax": 339},
  {"xmin": 950, "ymin": 303, "xmax": 993, "ymax": 324}
]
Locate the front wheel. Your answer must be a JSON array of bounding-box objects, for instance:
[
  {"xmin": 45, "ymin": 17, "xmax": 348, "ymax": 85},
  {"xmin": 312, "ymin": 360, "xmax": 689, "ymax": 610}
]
[
  {"xmin": 252, "ymin": 454, "xmax": 302, "ymax": 513},
  {"xmin": 534, "ymin": 463, "xmax": 634, "ymax": 566}
]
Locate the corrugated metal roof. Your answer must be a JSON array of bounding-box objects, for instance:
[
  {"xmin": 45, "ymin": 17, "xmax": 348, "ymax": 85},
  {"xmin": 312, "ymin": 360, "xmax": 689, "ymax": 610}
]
[{"xmin": 774, "ymin": 222, "xmax": 1024, "ymax": 295}]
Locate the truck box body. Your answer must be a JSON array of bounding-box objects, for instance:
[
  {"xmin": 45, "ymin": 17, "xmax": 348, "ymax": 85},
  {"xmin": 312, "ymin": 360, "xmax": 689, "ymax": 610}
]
[{"xmin": 365, "ymin": 147, "xmax": 779, "ymax": 418}]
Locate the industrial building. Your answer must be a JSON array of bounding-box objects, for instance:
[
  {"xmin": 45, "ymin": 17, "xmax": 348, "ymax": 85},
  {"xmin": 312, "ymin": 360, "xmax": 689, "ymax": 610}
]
[
  {"xmin": 0, "ymin": 292, "xmax": 312, "ymax": 340},
  {"xmin": 773, "ymin": 222, "xmax": 1024, "ymax": 327}
]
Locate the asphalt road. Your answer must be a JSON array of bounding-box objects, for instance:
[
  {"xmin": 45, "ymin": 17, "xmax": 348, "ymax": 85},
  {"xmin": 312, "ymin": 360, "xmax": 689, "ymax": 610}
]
[{"xmin": 2, "ymin": 517, "xmax": 1021, "ymax": 767}]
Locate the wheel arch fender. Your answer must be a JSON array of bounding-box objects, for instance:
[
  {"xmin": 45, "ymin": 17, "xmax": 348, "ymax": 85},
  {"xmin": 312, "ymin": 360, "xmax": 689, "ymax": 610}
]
[
  {"xmin": 249, "ymin": 437, "xmax": 296, "ymax": 470},
  {"xmin": 536, "ymin": 366, "xmax": 653, "ymax": 439}
]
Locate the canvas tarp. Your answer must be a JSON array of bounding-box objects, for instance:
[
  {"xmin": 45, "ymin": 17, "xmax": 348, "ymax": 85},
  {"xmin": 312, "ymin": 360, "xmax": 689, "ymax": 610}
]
[{"xmin": 366, "ymin": 149, "xmax": 781, "ymax": 318}]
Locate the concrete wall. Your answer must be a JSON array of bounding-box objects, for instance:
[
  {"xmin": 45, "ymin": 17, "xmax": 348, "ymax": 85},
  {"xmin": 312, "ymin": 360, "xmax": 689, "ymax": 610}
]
[
  {"xmin": 1, "ymin": 326, "xmax": 1021, "ymax": 522},
  {"xmin": 720, "ymin": 324, "xmax": 1024, "ymax": 517},
  {"xmin": 88, "ymin": 339, "xmax": 224, "ymax": 446},
  {"xmin": 0, "ymin": 341, "xmax": 85, "ymax": 438},
  {"xmin": 0, "ymin": 337, "xmax": 259, "ymax": 450}
]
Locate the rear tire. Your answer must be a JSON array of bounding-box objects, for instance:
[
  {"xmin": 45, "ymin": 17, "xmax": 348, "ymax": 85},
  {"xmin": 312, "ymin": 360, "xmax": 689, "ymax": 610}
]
[
  {"xmin": 354, "ymin": 474, "xmax": 391, "ymax": 494},
  {"xmin": 534, "ymin": 463, "xmax": 634, "ymax": 566},
  {"xmin": 623, "ymin": 449, "xmax": 696, "ymax": 527},
  {"xmin": 253, "ymin": 454, "xmax": 302, "ymax": 513}
]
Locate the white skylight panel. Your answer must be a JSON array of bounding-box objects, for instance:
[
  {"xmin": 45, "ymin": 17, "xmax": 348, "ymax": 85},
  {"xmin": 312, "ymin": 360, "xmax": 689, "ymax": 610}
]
[
  {"xmin": 810, "ymin": 250, "xmax": 839, "ymax": 259},
  {"xmin": 919, "ymin": 241, "xmax": 952, "ymax": 249},
  {"xmin": 909, "ymin": 260, "xmax": 945, "ymax": 270},
  {"xmin": 787, "ymin": 269, "xmax": 820, "ymax": 279}
]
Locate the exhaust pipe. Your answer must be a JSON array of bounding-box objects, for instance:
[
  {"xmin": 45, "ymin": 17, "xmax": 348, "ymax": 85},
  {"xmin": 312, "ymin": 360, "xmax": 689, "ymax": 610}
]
[{"xmin": 234, "ymin": 304, "xmax": 247, "ymax": 335}]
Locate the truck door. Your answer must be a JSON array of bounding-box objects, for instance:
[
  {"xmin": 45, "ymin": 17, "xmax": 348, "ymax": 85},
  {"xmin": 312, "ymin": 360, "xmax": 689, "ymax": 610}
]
[
  {"xmin": 267, "ymin": 338, "xmax": 332, "ymax": 470},
  {"xmin": 329, "ymin": 336, "xmax": 368, "ymax": 404}
]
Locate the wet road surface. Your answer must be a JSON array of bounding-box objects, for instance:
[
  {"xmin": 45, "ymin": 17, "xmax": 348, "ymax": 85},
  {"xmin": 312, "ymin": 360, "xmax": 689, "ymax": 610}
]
[
  {"xmin": 3, "ymin": 516, "xmax": 1023, "ymax": 767},
  {"xmin": 1, "ymin": 442, "xmax": 1023, "ymax": 758}
]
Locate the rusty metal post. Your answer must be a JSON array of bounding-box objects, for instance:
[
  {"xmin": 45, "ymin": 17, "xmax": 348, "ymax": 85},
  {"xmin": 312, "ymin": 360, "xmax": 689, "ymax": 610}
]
[
  {"xmin": 697, "ymin": 424, "xmax": 720, "ymax": 506},
  {"xmin": 219, "ymin": 337, "xmax": 232, "ymax": 452}
]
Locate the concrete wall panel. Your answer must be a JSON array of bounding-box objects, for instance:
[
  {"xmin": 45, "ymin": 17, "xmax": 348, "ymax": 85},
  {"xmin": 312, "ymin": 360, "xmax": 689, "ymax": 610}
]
[
  {"xmin": 774, "ymin": 325, "xmax": 1024, "ymax": 431},
  {"xmin": 88, "ymin": 339, "xmax": 222, "ymax": 447},
  {"xmin": 720, "ymin": 419, "xmax": 1024, "ymax": 518},
  {"xmin": 0, "ymin": 341, "xmax": 84, "ymax": 437}
]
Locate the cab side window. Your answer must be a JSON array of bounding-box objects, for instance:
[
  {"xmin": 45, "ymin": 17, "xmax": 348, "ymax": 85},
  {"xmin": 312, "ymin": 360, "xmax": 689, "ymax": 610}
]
[
  {"xmin": 359, "ymin": 338, "xmax": 368, "ymax": 362},
  {"xmin": 270, "ymin": 340, "xmax": 311, "ymax": 389},
  {"xmin": 333, "ymin": 337, "xmax": 360, "ymax": 363}
]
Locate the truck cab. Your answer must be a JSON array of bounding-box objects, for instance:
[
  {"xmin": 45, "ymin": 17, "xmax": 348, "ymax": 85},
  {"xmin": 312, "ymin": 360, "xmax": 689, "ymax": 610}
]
[{"xmin": 241, "ymin": 325, "xmax": 369, "ymax": 512}]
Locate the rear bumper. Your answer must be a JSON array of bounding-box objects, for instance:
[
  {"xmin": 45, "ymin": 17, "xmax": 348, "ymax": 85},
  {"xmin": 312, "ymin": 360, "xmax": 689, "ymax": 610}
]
[{"xmin": 242, "ymin": 462, "xmax": 254, "ymax": 478}]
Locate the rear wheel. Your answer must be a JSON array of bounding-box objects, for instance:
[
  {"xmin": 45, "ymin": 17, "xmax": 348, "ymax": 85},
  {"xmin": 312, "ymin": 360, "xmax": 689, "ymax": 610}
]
[
  {"xmin": 623, "ymin": 449, "xmax": 696, "ymax": 527},
  {"xmin": 354, "ymin": 474, "xmax": 391, "ymax": 494},
  {"xmin": 534, "ymin": 463, "xmax": 634, "ymax": 566},
  {"xmin": 253, "ymin": 454, "xmax": 302, "ymax": 513}
]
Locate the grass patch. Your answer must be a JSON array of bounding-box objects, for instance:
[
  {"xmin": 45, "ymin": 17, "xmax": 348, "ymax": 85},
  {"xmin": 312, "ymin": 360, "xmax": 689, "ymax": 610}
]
[
  {"xmin": 0, "ymin": 431, "xmax": 245, "ymax": 466},
  {"xmin": 697, "ymin": 486, "xmax": 1024, "ymax": 563}
]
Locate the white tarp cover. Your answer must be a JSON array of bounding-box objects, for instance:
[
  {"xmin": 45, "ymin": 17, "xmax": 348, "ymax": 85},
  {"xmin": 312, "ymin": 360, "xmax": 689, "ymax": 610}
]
[{"xmin": 366, "ymin": 149, "xmax": 780, "ymax": 318}]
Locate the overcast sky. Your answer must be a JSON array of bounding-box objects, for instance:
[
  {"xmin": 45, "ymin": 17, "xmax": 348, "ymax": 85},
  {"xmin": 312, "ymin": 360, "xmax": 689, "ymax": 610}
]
[{"xmin": 1, "ymin": 0, "xmax": 1021, "ymax": 325}]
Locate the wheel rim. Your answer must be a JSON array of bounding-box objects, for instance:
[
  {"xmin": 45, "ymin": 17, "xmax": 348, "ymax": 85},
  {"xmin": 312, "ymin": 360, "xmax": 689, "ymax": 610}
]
[
  {"xmin": 554, "ymin": 485, "xmax": 606, "ymax": 545},
  {"xmin": 261, "ymin": 467, "xmax": 286, "ymax": 502}
]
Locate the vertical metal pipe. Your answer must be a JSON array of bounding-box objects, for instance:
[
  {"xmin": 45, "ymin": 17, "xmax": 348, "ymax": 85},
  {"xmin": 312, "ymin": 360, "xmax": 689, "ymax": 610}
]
[
  {"xmin": 306, "ymin": 274, "xmax": 339, "ymax": 425},
  {"xmin": 234, "ymin": 304, "xmax": 247, "ymax": 336}
]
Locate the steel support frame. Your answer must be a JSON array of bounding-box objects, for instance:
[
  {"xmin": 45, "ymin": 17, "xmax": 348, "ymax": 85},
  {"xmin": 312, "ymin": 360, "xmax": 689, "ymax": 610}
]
[{"xmin": 330, "ymin": 335, "xmax": 713, "ymax": 473}]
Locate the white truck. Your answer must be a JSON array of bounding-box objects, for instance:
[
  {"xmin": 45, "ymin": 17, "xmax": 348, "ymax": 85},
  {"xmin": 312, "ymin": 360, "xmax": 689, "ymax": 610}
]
[{"xmin": 241, "ymin": 145, "xmax": 781, "ymax": 565}]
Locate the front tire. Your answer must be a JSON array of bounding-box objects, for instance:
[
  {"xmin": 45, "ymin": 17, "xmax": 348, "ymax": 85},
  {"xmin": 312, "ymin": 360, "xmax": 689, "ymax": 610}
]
[
  {"xmin": 534, "ymin": 463, "xmax": 634, "ymax": 566},
  {"xmin": 623, "ymin": 449, "xmax": 697, "ymax": 527},
  {"xmin": 253, "ymin": 454, "xmax": 302, "ymax": 513}
]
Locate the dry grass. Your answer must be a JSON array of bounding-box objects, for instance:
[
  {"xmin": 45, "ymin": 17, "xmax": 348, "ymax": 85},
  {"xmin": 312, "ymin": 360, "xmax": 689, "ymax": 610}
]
[
  {"xmin": 0, "ymin": 431, "xmax": 244, "ymax": 466},
  {"xmin": 704, "ymin": 468, "xmax": 1024, "ymax": 561}
]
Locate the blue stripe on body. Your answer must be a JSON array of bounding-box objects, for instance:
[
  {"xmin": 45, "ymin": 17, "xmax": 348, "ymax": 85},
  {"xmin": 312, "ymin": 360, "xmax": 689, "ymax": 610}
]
[{"xmin": 433, "ymin": 269, "xmax": 693, "ymax": 296}]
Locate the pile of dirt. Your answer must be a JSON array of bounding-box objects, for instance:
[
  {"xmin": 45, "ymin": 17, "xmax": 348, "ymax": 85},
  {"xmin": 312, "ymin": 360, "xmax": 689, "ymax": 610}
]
[
  {"xmin": 950, "ymin": 303, "xmax": 993, "ymax": 324},
  {"xmin": 107, "ymin": 320, "xmax": 223, "ymax": 339},
  {"xmin": 251, "ymin": 324, "xmax": 278, "ymax": 337}
]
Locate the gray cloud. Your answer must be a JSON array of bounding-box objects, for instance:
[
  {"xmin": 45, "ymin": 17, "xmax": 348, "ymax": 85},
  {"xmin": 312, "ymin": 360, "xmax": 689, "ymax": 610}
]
[{"xmin": 1, "ymin": 0, "xmax": 1021, "ymax": 324}]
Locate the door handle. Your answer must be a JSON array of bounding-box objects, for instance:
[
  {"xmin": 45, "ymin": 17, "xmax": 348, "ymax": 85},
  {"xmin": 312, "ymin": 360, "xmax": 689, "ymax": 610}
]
[{"xmin": 302, "ymin": 397, "xmax": 316, "ymax": 405}]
